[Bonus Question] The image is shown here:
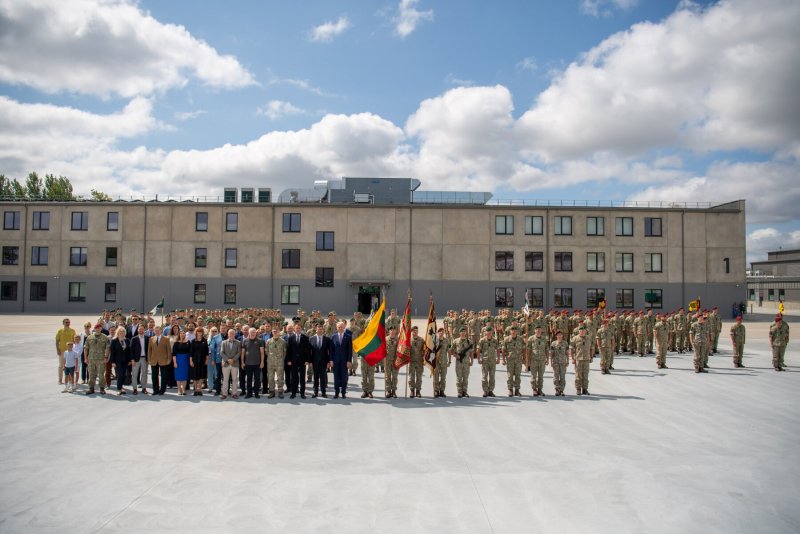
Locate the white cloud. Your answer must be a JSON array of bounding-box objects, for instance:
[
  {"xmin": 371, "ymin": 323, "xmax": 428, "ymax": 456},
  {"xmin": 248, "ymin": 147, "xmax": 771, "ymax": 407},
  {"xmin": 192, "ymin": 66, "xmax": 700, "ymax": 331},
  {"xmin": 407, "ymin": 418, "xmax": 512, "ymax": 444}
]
[
  {"xmin": 267, "ymin": 77, "xmax": 336, "ymax": 98},
  {"xmin": 516, "ymin": 56, "xmax": 537, "ymax": 72},
  {"xmin": 257, "ymin": 100, "xmax": 307, "ymax": 120},
  {"xmin": 394, "ymin": 0, "xmax": 434, "ymax": 38},
  {"xmin": 580, "ymin": 0, "xmax": 639, "ymax": 18},
  {"xmin": 444, "ymin": 73, "xmax": 474, "ymax": 87},
  {"xmin": 174, "ymin": 110, "xmax": 206, "ymax": 121},
  {"xmin": 0, "ymin": 0, "xmax": 255, "ymax": 98},
  {"xmin": 518, "ymin": 0, "xmax": 800, "ymax": 161},
  {"xmin": 746, "ymin": 228, "xmax": 800, "ymax": 265},
  {"xmin": 309, "ymin": 16, "xmax": 351, "ymax": 43}
]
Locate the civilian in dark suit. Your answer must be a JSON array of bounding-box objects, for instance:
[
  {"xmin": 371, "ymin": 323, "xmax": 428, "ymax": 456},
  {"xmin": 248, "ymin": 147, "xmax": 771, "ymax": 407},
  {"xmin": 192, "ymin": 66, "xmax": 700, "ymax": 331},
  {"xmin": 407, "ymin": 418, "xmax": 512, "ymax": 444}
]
[
  {"xmin": 330, "ymin": 321, "xmax": 352, "ymax": 398},
  {"xmin": 286, "ymin": 323, "xmax": 312, "ymax": 399},
  {"xmin": 109, "ymin": 329, "xmax": 132, "ymax": 395},
  {"xmin": 309, "ymin": 324, "xmax": 331, "ymax": 397}
]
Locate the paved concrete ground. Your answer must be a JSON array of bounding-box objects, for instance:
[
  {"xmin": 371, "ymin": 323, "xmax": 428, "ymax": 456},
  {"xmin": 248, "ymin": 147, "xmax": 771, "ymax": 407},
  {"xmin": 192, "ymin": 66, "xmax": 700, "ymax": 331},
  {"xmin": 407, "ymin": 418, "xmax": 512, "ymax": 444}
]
[{"xmin": 0, "ymin": 316, "xmax": 797, "ymax": 533}]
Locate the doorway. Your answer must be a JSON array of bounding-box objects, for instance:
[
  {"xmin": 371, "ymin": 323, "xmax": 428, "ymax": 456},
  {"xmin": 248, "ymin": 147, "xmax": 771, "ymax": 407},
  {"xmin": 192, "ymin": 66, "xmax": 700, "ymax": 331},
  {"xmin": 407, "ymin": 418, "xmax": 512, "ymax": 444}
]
[{"xmin": 357, "ymin": 285, "xmax": 380, "ymax": 315}]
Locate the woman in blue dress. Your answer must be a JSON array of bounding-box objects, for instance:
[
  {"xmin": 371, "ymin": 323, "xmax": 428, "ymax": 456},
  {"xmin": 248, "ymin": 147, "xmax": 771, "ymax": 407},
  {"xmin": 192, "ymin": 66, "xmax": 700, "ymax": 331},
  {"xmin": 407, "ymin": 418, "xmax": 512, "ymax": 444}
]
[{"xmin": 172, "ymin": 330, "xmax": 191, "ymax": 395}]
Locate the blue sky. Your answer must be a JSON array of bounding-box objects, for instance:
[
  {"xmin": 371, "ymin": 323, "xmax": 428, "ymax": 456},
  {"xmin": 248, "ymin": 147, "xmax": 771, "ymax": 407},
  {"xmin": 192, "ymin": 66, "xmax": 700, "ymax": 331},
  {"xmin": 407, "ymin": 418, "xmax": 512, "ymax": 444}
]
[{"xmin": 0, "ymin": 0, "xmax": 798, "ymax": 262}]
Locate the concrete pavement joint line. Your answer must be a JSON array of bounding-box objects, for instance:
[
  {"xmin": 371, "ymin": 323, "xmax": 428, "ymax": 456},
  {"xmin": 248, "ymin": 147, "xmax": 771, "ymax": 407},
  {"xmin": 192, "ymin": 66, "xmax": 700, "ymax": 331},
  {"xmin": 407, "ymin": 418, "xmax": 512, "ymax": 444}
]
[
  {"xmin": 466, "ymin": 461, "xmax": 495, "ymax": 534},
  {"xmin": 90, "ymin": 411, "xmax": 227, "ymax": 533}
]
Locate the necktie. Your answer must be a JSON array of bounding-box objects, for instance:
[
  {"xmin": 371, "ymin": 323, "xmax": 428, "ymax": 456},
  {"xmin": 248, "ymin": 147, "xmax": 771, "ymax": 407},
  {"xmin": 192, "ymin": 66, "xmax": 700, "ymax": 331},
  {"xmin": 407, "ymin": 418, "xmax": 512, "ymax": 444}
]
[
  {"xmin": 296, "ymin": 334, "xmax": 300, "ymax": 344},
  {"xmin": 156, "ymin": 336, "xmax": 160, "ymax": 344}
]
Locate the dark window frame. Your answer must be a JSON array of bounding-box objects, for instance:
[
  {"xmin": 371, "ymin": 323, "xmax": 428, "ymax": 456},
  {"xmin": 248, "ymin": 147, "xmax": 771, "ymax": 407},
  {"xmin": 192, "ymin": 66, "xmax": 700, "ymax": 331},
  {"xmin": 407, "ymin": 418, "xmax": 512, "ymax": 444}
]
[
  {"xmin": 30, "ymin": 281, "xmax": 47, "ymax": 301},
  {"xmin": 554, "ymin": 288, "xmax": 573, "ymax": 308},
  {"xmin": 315, "ymin": 267, "xmax": 334, "ymax": 288},
  {"xmin": 31, "ymin": 246, "xmax": 48, "ymax": 266},
  {"xmin": 586, "ymin": 216, "xmax": 605, "ymax": 236},
  {"xmin": 554, "ymin": 251, "xmax": 573, "ymax": 272},
  {"xmin": 282, "ymin": 213, "xmax": 301, "ymax": 233},
  {"xmin": 645, "ymin": 252, "xmax": 663, "ymax": 273},
  {"xmin": 586, "ymin": 252, "xmax": 605, "ymax": 272},
  {"xmin": 224, "ymin": 284, "xmax": 237, "ymax": 305},
  {"xmin": 2, "ymin": 246, "xmax": 19, "ymax": 265},
  {"xmin": 554, "ymin": 216, "xmax": 572, "ymax": 236},
  {"xmin": 495, "ymin": 251, "xmax": 514, "ymax": 271},
  {"xmin": 495, "ymin": 287, "xmax": 514, "ymax": 308},
  {"xmin": 225, "ymin": 248, "xmax": 237, "ymax": 268},
  {"xmin": 107, "ymin": 212, "xmax": 119, "ymax": 231},
  {"xmin": 195, "ymin": 212, "xmax": 208, "ymax": 232},
  {"xmin": 495, "ymin": 215, "xmax": 514, "ymax": 235},
  {"xmin": 282, "ymin": 249, "xmax": 300, "ymax": 269},
  {"xmin": 524, "ymin": 215, "xmax": 543, "ymax": 236},
  {"xmin": 526, "ymin": 287, "xmax": 544, "ymax": 308},
  {"xmin": 644, "ymin": 289, "xmax": 663, "ymax": 309},
  {"xmin": 615, "ymin": 217, "xmax": 634, "ymax": 236},
  {"xmin": 4, "ymin": 211, "xmax": 20, "ymax": 230},
  {"xmin": 105, "ymin": 247, "xmax": 118, "ymax": 267},
  {"xmin": 586, "ymin": 288, "xmax": 606, "ymax": 308},
  {"xmin": 68, "ymin": 282, "xmax": 86, "ymax": 302},
  {"xmin": 32, "ymin": 211, "xmax": 49, "ymax": 230},
  {"xmin": 644, "ymin": 217, "xmax": 662, "ymax": 237},
  {"xmin": 194, "ymin": 283, "xmax": 207, "ymax": 304},
  {"xmin": 281, "ymin": 284, "xmax": 300, "ymax": 305},
  {"xmin": 69, "ymin": 247, "xmax": 88, "ymax": 267},
  {"xmin": 194, "ymin": 248, "xmax": 207, "ymax": 268},
  {"xmin": 615, "ymin": 252, "xmax": 634, "ymax": 272},
  {"xmin": 1, "ymin": 281, "xmax": 18, "ymax": 301},
  {"xmin": 226, "ymin": 212, "xmax": 238, "ymax": 232},
  {"xmin": 71, "ymin": 211, "xmax": 88, "ymax": 231},
  {"xmin": 616, "ymin": 288, "xmax": 634, "ymax": 308},
  {"xmin": 104, "ymin": 282, "xmax": 117, "ymax": 302},
  {"xmin": 525, "ymin": 251, "xmax": 543, "ymax": 272},
  {"xmin": 316, "ymin": 231, "xmax": 335, "ymax": 251}
]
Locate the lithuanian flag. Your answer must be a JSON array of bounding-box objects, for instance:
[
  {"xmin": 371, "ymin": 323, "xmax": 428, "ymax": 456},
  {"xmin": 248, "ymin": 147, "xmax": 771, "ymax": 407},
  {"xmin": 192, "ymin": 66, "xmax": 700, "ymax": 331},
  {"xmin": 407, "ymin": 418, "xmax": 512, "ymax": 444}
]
[{"xmin": 353, "ymin": 296, "xmax": 386, "ymax": 367}]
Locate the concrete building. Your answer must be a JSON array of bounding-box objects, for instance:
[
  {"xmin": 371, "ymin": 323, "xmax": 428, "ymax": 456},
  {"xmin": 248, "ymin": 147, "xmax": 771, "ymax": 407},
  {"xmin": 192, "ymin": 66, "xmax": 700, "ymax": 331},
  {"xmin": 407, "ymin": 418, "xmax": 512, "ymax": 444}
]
[
  {"xmin": 747, "ymin": 249, "xmax": 800, "ymax": 313},
  {"xmin": 0, "ymin": 178, "xmax": 746, "ymax": 314}
]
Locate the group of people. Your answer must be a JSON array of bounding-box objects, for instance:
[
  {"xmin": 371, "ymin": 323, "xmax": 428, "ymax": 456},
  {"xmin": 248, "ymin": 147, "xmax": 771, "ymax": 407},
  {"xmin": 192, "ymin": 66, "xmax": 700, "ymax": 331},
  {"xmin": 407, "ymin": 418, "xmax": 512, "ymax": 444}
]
[{"xmin": 53, "ymin": 304, "xmax": 791, "ymax": 399}]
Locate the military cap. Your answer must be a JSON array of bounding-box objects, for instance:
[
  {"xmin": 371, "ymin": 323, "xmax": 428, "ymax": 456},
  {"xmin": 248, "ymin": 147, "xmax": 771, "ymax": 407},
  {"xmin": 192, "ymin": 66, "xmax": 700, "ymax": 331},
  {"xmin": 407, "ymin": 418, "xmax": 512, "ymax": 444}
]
[
  {"xmin": 510, "ymin": 325, "xmax": 518, "ymax": 331},
  {"xmin": 484, "ymin": 326, "xmax": 493, "ymax": 332},
  {"xmin": 411, "ymin": 325, "xmax": 419, "ymax": 331},
  {"xmin": 578, "ymin": 325, "xmax": 587, "ymax": 331},
  {"xmin": 328, "ymin": 311, "xmax": 336, "ymax": 316},
  {"xmin": 458, "ymin": 327, "xmax": 466, "ymax": 332}
]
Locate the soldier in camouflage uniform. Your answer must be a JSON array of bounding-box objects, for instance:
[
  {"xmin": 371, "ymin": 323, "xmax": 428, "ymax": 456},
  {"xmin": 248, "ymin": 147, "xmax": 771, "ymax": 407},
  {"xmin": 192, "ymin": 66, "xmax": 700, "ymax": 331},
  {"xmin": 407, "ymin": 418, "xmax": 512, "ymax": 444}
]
[
  {"xmin": 527, "ymin": 325, "xmax": 548, "ymax": 396},
  {"xmin": 384, "ymin": 326, "xmax": 399, "ymax": 398},
  {"xmin": 710, "ymin": 308, "xmax": 722, "ymax": 353},
  {"xmin": 550, "ymin": 330, "xmax": 569, "ymax": 396},
  {"xmin": 432, "ymin": 327, "xmax": 450, "ymax": 398},
  {"xmin": 634, "ymin": 311, "xmax": 647, "ymax": 357},
  {"xmin": 502, "ymin": 326, "xmax": 525, "ymax": 396},
  {"xmin": 654, "ymin": 314, "xmax": 669, "ymax": 369},
  {"xmin": 84, "ymin": 323, "xmax": 110, "ymax": 395},
  {"xmin": 769, "ymin": 314, "xmax": 790, "ymax": 371},
  {"xmin": 625, "ymin": 312, "xmax": 637, "ymax": 353},
  {"xmin": 477, "ymin": 327, "xmax": 499, "ymax": 397},
  {"xmin": 266, "ymin": 328, "xmax": 287, "ymax": 398},
  {"xmin": 645, "ymin": 310, "xmax": 656, "ymax": 354},
  {"xmin": 451, "ymin": 328, "xmax": 474, "ymax": 398},
  {"xmin": 360, "ymin": 348, "xmax": 376, "ymax": 399},
  {"xmin": 729, "ymin": 315, "xmax": 746, "ymax": 368},
  {"xmin": 690, "ymin": 315, "xmax": 709, "ymax": 373},
  {"xmin": 408, "ymin": 326, "xmax": 425, "ymax": 397},
  {"xmin": 596, "ymin": 318, "xmax": 614, "ymax": 374},
  {"xmin": 570, "ymin": 325, "xmax": 592, "ymax": 395},
  {"xmin": 349, "ymin": 318, "xmax": 362, "ymax": 376},
  {"xmin": 675, "ymin": 308, "xmax": 688, "ymax": 353}
]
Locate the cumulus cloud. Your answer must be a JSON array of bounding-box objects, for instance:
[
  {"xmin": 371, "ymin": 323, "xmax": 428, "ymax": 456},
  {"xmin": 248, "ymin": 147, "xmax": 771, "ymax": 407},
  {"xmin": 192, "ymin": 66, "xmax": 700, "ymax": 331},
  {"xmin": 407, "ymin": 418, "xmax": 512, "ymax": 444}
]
[
  {"xmin": 518, "ymin": 0, "xmax": 800, "ymax": 161},
  {"xmin": 0, "ymin": 0, "xmax": 255, "ymax": 98},
  {"xmin": 257, "ymin": 100, "xmax": 307, "ymax": 120},
  {"xmin": 394, "ymin": 0, "xmax": 433, "ymax": 38},
  {"xmin": 309, "ymin": 15, "xmax": 351, "ymax": 42},
  {"xmin": 747, "ymin": 228, "xmax": 800, "ymax": 265},
  {"xmin": 580, "ymin": 0, "xmax": 638, "ymax": 18}
]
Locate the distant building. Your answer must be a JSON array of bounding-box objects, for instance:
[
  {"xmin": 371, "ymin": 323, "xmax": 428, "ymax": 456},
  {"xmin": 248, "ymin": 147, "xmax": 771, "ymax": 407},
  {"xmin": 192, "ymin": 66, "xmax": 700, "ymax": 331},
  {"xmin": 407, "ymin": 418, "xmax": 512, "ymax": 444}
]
[
  {"xmin": 0, "ymin": 177, "xmax": 746, "ymax": 314},
  {"xmin": 748, "ymin": 249, "xmax": 800, "ymax": 313}
]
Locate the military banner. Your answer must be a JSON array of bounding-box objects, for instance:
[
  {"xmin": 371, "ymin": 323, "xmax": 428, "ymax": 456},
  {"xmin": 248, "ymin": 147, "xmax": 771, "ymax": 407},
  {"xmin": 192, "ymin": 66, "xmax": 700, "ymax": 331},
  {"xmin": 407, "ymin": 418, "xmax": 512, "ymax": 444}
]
[
  {"xmin": 423, "ymin": 294, "xmax": 437, "ymax": 374},
  {"xmin": 353, "ymin": 295, "xmax": 386, "ymax": 367},
  {"xmin": 393, "ymin": 293, "xmax": 412, "ymax": 369}
]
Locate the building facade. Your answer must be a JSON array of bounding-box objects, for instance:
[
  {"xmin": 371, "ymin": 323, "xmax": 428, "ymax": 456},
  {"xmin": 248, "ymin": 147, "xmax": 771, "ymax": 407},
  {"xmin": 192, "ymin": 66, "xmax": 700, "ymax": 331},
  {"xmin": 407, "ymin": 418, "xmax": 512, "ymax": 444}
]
[
  {"xmin": 748, "ymin": 249, "xmax": 800, "ymax": 313},
  {"xmin": 0, "ymin": 184, "xmax": 746, "ymax": 315}
]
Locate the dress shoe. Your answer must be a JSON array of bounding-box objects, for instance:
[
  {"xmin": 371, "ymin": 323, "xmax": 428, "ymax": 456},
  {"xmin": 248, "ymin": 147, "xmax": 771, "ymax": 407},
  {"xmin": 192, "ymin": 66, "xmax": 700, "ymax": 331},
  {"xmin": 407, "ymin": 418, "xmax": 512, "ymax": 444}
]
[
  {"xmin": 133, "ymin": 390, "xmax": 138, "ymax": 395},
  {"xmin": 142, "ymin": 389, "xmax": 148, "ymax": 395},
  {"xmin": 322, "ymin": 393, "xmax": 328, "ymax": 398},
  {"xmin": 334, "ymin": 393, "xmax": 340, "ymax": 399},
  {"xmin": 290, "ymin": 393, "xmax": 296, "ymax": 399},
  {"xmin": 220, "ymin": 394, "xmax": 227, "ymax": 400},
  {"xmin": 300, "ymin": 394, "xmax": 306, "ymax": 399},
  {"xmin": 254, "ymin": 394, "xmax": 260, "ymax": 399},
  {"xmin": 245, "ymin": 394, "xmax": 252, "ymax": 399},
  {"xmin": 342, "ymin": 393, "xmax": 347, "ymax": 399},
  {"xmin": 312, "ymin": 393, "xmax": 318, "ymax": 398}
]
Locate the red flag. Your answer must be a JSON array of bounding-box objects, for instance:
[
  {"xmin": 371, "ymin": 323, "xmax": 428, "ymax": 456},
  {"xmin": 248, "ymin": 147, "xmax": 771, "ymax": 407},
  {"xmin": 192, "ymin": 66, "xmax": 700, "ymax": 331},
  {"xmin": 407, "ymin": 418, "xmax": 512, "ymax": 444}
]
[
  {"xmin": 393, "ymin": 293, "xmax": 412, "ymax": 369},
  {"xmin": 423, "ymin": 294, "xmax": 437, "ymax": 373}
]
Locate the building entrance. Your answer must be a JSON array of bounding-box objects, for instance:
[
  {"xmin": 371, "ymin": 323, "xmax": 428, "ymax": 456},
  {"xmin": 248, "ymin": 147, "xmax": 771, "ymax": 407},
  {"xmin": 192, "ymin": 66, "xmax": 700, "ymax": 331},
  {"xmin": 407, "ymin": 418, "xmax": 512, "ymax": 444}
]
[{"xmin": 357, "ymin": 285, "xmax": 380, "ymax": 315}]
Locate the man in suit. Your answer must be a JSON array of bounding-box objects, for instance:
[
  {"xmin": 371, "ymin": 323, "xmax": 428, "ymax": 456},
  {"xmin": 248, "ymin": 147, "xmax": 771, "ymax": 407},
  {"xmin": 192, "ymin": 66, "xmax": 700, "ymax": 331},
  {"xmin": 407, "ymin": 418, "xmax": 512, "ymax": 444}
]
[
  {"xmin": 330, "ymin": 321, "xmax": 352, "ymax": 399},
  {"xmin": 147, "ymin": 325, "xmax": 172, "ymax": 395},
  {"xmin": 309, "ymin": 323, "xmax": 331, "ymax": 398},
  {"xmin": 130, "ymin": 325, "xmax": 150, "ymax": 395},
  {"xmin": 285, "ymin": 322, "xmax": 311, "ymax": 399}
]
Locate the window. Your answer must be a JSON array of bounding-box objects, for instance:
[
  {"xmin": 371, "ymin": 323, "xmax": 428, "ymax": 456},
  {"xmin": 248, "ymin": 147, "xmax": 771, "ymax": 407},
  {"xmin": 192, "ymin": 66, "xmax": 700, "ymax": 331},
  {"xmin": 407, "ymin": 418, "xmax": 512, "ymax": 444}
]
[
  {"xmin": 645, "ymin": 253, "xmax": 662, "ymax": 272},
  {"xmin": 615, "ymin": 217, "xmax": 633, "ymax": 236},
  {"xmin": 316, "ymin": 231, "xmax": 334, "ymax": 251},
  {"xmin": 525, "ymin": 215, "xmax": 543, "ymax": 235},
  {"xmin": 194, "ymin": 248, "xmax": 207, "ymax": 268},
  {"xmin": 1, "ymin": 281, "xmax": 17, "ymax": 301},
  {"xmin": 587, "ymin": 252, "xmax": 605, "ymax": 272},
  {"xmin": 525, "ymin": 252, "xmax": 543, "ymax": 271},
  {"xmin": 241, "ymin": 189, "xmax": 254, "ymax": 203},
  {"xmin": 586, "ymin": 216, "xmax": 605, "ymax": 236},
  {"xmin": 616, "ymin": 288, "xmax": 634, "ymax": 308},
  {"xmin": 2, "ymin": 246, "xmax": 19, "ymax": 265},
  {"xmin": 224, "ymin": 284, "xmax": 237, "ymax": 304},
  {"xmin": 615, "ymin": 252, "xmax": 634, "ymax": 272},
  {"xmin": 31, "ymin": 246, "xmax": 48, "ymax": 266},
  {"xmin": 495, "ymin": 215, "xmax": 514, "ymax": 235},
  {"xmin": 4, "ymin": 211, "xmax": 20, "ymax": 230},
  {"xmin": 644, "ymin": 217, "xmax": 662, "ymax": 237},
  {"xmin": 554, "ymin": 252, "xmax": 572, "ymax": 271},
  {"xmin": 68, "ymin": 282, "xmax": 86, "ymax": 302},
  {"xmin": 495, "ymin": 251, "xmax": 514, "ymax": 271},
  {"xmin": 69, "ymin": 247, "xmax": 88, "ymax": 267},
  {"xmin": 105, "ymin": 247, "xmax": 117, "ymax": 267},
  {"xmin": 282, "ymin": 213, "xmax": 301, "ymax": 232},
  {"xmin": 225, "ymin": 248, "xmax": 237, "ymax": 268},
  {"xmin": 226, "ymin": 213, "xmax": 238, "ymax": 232},
  {"xmin": 258, "ymin": 189, "xmax": 271, "ymax": 203},
  {"xmin": 194, "ymin": 284, "xmax": 207, "ymax": 304},
  {"xmin": 282, "ymin": 249, "xmax": 300, "ymax": 269},
  {"xmin": 281, "ymin": 285, "xmax": 299, "ymax": 305},
  {"xmin": 315, "ymin": 267, "xmax": 334, "ymax": 287},
  {"xmin": 526, "ymin": 288, "xmax": 544, "ymax": 308},
  {"xmin": 195, "ymin": 212, "xmax": 208, "ymax": 232},
  {"xmin": 644, "ymin": 289, "xmax": 663, "ymax": 309},
  {"xmin": 748, "ymin": 289, "xmax": 755, "ymax": 301},
  {"xmin": 554, "ymin": 288, "xmax": 572, "ymax": 308},
  {"xmin": 30, "ymin": 281, "xmax": 47, "ymax": 301},
  {"xmin": 779, "ymin": 289, "xmax": 785, "ymax": 300},
  {"xmin": 104, "ymin": 283, "xmax": 117, "ymax": 302},
  {"xmin": 107, "ymin": 212, "xmax": 119, "ymax": 231},
  {"xmin": 768, "ymin": 289, "xmax": 775, "ymax": 301},
  {"xmin": 71, "ymin": 211, "xmax": 88, "ymax": 231},
  {"xmin": 32, "ymin": 211, "xmax": 49, "ymax": 230},
  {"xmin": 495, "ymin": 287, "xmax": 513, "ymax": 308},
  {"xmin": 224, "ymin": 189, "xmax": 237, "ymax": 203},
  {"xmin": 554, "ymin": 216, "xmax": 572, "ymax": 235},
  {"xmin": 587, "ymin": 288, "xmax": 606, "ymax": 308}
]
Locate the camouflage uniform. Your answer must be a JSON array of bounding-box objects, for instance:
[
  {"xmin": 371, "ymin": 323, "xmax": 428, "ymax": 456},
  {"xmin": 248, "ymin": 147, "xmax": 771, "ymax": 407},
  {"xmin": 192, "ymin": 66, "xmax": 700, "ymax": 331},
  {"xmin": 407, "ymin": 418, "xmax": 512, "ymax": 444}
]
[
  {"xmin": 571, "ymin": 331, "xmax": 592, "ymax": 394},
  {"xmin": 451, "ymin": 335, "xmax": 474, "ymax": 397},
  {"xmin": 384, "ymin": 335, "xmax": 399, "ymax": 397},
  {"xmin": 527, "ymin": 333, "xmax": 549, "ymax": 395},
  {"xmin": 432, "ymin": 336, "xmax": 450, "ymax": 396},
  {"xmin": 690, "ymin": 319, "xmax": 709, "ymax": 373},
  {"xmin": 360, "ymin": 354, "xmax": 375, "ymax": 396},
  {"xmin": 408, "ymin": 335, "xmax": 425, "ymax": 396},
  {"xmin": 477, "ymin": 334, "xmax": 500, "ymax": 396},
  {"xmin": 675, "ymin": 311, "xmax": 689, "ymax": 353},
  {"xmin": 350, "ymin": 322, "xmax": 362, "ymax": 375},
  {"xmin": 266, "ymin": 336, "xmax": 287, "ymax": 395},
  {"xmin": 596, "ymin": 324, "xmax": 614, "ymax": 373},
  {"xmin": 550, "ymin": 339, "xmax": 569, "ymax": 396},
  {"xmin": 654, "ymin": 318, "xmax": 668, "ymax": 368},
  {"xmin": 729, "ymin": 321, "xmax": 746, "ymax": 367},
  {"xmin": 502, "ymin": 333, "xmax": 525, "ymax": 395},
  {"xmin": 84, "ymin": 331, "xmax": 109, "ymax": 392},
  {"xmin": 769, "ymin": 319, "xmax": 790, "ymax": 371}
]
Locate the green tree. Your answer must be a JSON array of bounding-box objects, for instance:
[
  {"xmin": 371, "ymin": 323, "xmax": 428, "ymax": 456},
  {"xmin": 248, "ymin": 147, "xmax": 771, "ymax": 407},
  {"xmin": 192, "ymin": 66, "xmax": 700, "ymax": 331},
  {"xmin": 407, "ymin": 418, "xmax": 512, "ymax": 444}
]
[
  {"xmin": 25, "ymin": 172, "xmax": 43, "ymax": 198},
  {"xmin": 0, "ymin": 175, "xmax": 25, "ymax": 198},
  {"xmin": 43, "ymin": 174, "xmax": 74, "ymax": 201},
  {"xmin": 90, "ymin": 189, "xmax": 112, "ymax": 201}
]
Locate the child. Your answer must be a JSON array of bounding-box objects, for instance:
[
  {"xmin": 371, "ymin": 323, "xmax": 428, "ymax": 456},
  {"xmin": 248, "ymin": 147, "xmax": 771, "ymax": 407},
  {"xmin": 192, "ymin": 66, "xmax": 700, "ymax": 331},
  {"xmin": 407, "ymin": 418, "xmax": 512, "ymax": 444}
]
[
  {"xmin": 62, "ymin": 341, "xmax": 79, "ymax": 393},
  {"xmin": 72, "ymin": 335, "xmax": 84, "ymax": 388}
]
